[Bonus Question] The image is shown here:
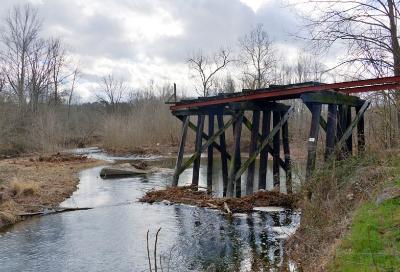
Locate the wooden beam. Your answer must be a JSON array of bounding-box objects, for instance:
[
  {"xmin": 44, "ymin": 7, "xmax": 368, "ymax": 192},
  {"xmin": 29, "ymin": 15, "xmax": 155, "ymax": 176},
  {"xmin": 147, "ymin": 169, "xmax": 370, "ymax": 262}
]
[
  {"xmin": 301, "ymin": 91, "xmax": 365, "ymax": 107},
  {"xmin": 325, "ymin": 104, "xmax": 337, "ymax": 160},
  {"xmin": 337, "ymin": 105, "xmax": 348, "ymax": 159},
  {"xmin": 335, "ymin": 101, "xmax": 370, "ymax": 156},
  {"xmin": 242, "ymin": 116, "xmax": 287, "ymax": 170},
  {"xmin": 304, "ymin": 103, "xmax": 327, "ymax": 132},
  {"xmin": 192, "ymin": 115, "xmax": 205, "ymax": 186},
  {"xmin": 207, "ymin": 114, "xmax": 214, "ymax": 194},
  {"xmin": 217, "ymin": 114, "xmax": 229, "ymax": 196},
  {"xmin": 346, "ymin": 106, "xmax": 353, "ymax": 155},
  {"xmin": 273, "ymin": 112, "xmax": 281, "ymax": 189},
  {"xmin": 281, "ymin": 115, "xmax": 292, "ymax": 194},
  {"xmin": 234, "ymin": 107, "xmax": 294, "ymax": 183},
  {"xmin": 246, "ymin": 110, "xmax": 260, "ymax": 195},
  {"xmin": 177, "ymin": 116, "xmax": 232, "ymax": 161},
  {"xmin": 172, "ymin": 116, "xmax": 190, "ymax": 186},
  {"xmin": 356, "ymin": 105, "xmax": 366, "ymax": 154},
  {"xmin": 175, "ymin": 115, "xmax": 237, "ymax": 178},
  {"xmin": 228, "ymin": 112, "xmax": 244, "ymax": 197},
  {"xmin": 258, "ymin": 110, "xmax": 270, "ymax": 190},
  {"xmin": 305, "ymin": 103, "xmax": 322, "ymax": 180}
]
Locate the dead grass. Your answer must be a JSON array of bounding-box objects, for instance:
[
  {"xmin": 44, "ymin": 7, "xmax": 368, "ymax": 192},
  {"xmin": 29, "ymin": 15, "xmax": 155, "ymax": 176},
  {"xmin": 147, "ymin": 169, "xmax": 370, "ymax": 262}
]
[
  {"xmin": 9, "ymin": 178, "xmax": 39, "ymax": 197},
  {"xmin": 286, "ymin": 152, "xmax": 399, "ymax": 271},
  {"xmin": 0, "ymin": 153, "xmax": 103, "ymax": 229},
  {"xmin": 140, "ymin": 185, "xmax": 299, "ymax": 213}
]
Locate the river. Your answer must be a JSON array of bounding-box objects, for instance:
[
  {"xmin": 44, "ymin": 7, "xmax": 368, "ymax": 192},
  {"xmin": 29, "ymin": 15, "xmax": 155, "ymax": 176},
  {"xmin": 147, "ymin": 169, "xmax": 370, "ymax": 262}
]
[{"xmin": 0, "ymin": 148, "xmax": 300, "ymax": 272}]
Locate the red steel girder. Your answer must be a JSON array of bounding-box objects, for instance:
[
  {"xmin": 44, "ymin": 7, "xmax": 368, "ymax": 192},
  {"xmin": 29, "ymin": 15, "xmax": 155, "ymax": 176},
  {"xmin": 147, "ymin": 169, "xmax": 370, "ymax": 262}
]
[{"xmin": 171, "ymin": 76, "xmax": 400, "ymax": 110}]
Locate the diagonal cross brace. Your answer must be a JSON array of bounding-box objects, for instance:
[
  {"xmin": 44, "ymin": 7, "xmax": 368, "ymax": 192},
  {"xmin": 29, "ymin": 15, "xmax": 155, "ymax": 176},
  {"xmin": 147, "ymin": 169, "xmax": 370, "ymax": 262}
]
[
  {"xmin": 334, "ymin": 100, "xmax": 370, "ymax": 156},
  {"xmin": 234, "ymin": 107, "xmax": 295, "ymax": 182},
  {"xmin": 176, "ymin": 116, "xmax": 232, "ymax": 161},
  {"xmin": 242, "ymin": 116, "xmax": 288, "ymax": 171},
  {"xmin": 175, "ymin": 115, "xmax": 237, "ymax": 177}
]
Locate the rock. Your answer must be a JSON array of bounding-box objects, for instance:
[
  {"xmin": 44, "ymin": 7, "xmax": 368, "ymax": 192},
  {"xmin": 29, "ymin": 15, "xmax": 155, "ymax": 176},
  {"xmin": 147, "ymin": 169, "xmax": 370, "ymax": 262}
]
[
  {"xmin": 161, "ymin": 200, "xmax": 172, "ymax": 205},
  {"xmin": 100, "ymin": 163, "xmax": 154, "ymax": 179}
]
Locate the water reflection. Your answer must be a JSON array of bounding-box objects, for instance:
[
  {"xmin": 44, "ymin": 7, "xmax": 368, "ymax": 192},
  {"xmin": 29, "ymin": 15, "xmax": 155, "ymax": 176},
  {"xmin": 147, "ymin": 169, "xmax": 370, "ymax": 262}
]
[{"xmin": 0, "ymin": 150, "xmax": 300, "ymax": 272}]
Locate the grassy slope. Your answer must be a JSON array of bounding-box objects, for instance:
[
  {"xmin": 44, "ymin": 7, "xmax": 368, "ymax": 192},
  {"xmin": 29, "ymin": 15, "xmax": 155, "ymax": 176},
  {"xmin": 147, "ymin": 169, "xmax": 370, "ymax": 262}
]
[{"xmin": 328, "ymin": 159, "xmax": 400, "ymax": 272}]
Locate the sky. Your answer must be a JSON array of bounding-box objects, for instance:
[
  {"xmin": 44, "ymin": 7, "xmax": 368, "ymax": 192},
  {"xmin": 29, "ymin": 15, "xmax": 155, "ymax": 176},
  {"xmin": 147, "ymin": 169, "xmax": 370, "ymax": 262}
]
[{"xmin": 1, "ymin": 0, "xmax": 312, "ymax": 102}]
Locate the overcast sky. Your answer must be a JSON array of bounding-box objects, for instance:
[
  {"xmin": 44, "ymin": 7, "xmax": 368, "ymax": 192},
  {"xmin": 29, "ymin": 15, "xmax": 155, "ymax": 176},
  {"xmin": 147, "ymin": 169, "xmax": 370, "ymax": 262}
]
[{"xmin": 1, "ymin": 0, "xmax": 311, "ymax": 101}]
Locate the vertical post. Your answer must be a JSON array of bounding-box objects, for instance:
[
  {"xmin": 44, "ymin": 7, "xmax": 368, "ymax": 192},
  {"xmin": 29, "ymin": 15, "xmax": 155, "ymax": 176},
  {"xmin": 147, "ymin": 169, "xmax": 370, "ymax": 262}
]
[
  {"xmin": 217, "ymin": 114, "xmax": 229, "ymax": 197},
  {"xmin": 346, "ymin": 106, "xmax": 353, "ymax": 155},
  {"xmin": 258, "ymin": 110, "xmax": 270, "ymax": 190},
  {"xmin": 227, "ymin": 111, "xmax": 243, "ymax": 197},
  {"xmin": 356, "ymin": 105, "xmax": 366, "ymax": 154},
  {"xmin": 272, "ymin": 111, "xmax": 281, "ymax": 190},
  {"xmin": 325, "ymin": 104, "xmax": 337, "ymax": 160},
  {"xmin": 246, "ymin": 110, "xmax": 260, "ymax": 195},
  {"xmin": 337, "ymin": 105, "xmax": 348, "ymax": 160},
  {"xmin": 172, "ymin": 116, "xmax": 190, "ymax": 186},
  {"xmin": 173, "ymin": 83, "xmax": 177, "ymax": 103},
  {"xmin": 305, "ymin": 103, "xmax": 322, "ymax": 180},
  {"xmin": 281, "ymin": 114, "xmax": 292, "ymax": 194},
  {"xmin": 207, "ymin": 114, "xmax": 214, "ymax": 194},
  {"xmin": 192, "ymin": 115, "xmax": 205, "ymax": 187}
]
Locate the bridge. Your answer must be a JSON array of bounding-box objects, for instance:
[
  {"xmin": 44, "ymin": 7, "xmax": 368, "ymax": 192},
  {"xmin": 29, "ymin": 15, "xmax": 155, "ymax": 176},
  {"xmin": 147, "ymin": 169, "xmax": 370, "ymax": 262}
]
[{"xmin": 168, "ymin": 76, "xmax": 400, "ymax": 197}]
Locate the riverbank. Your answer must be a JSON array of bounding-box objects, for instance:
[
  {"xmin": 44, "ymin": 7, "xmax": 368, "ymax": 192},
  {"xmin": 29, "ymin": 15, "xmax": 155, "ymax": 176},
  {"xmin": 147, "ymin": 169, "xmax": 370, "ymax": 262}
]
[
  {"xmin": 287, "ymin": 151, "xmax": 400, "ymax": 271},
  {"xmin": 0, "ymin": 153, "xmax": 104, "ymax": 229}
]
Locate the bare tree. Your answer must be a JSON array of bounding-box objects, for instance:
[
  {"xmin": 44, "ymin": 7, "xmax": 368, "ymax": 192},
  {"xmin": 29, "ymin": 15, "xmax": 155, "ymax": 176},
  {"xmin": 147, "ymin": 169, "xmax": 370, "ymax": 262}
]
[
  {"xmin": 48, "ymin": 38, "xmax": 67, "ymax": 106},
  {"xmin": 68, "ymin": 67, "xmax": 80, "ymax": 118},
  {"xmin": 239, "ymin": 24, "xmax": 276, "ymax": 89},
  {"xmin": 299, "ymin": 0, "xmax": 400, "ymax": 140},
  {"xmin": 1, "ymin": 4, "xmax": 41, "ymax": 109},
  {"xmin": 96, "ymin": 74, "xmax": 127, "ymax": 111},
  {"xmin": 188, "ymin": 48, "xmax": 233, "ymax": 97}
]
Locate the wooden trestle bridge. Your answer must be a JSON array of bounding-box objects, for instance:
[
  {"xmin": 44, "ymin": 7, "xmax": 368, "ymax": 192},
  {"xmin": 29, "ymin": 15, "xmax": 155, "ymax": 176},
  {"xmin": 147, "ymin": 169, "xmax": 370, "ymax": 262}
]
[{"xmin": 168, "ymin": 76, "xmax": 400, "ymax": 198}]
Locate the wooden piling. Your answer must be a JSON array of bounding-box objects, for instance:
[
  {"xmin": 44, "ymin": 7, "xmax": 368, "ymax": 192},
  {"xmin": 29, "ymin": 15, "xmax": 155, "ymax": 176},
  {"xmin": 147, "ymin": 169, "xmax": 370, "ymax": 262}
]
[
  {"xmin": 258, "ymin": 110, "xmax": 270, "ymax": 190},
  {"xmin": 217, "ymin": 114, "xmax": 229, "ymax": 196},
  {"xmin": 356, "ymin": 105, "xmax": 365, "ymax": 154},
  {"xmin": 246, "ymin": 110, "xmax": 260, "ymax": 195},
  {"xmin": 228, "ymin": 111, "xmax": 243, "ymax": 197},
  {"xmin": 172, "ymin": 116, "xmax": 190, "ymax": 186},
  {"xmin": 207, "ymin": 114, "xmax": 214, "ymax": 194},
  {"xmin": 346, "ymin": 106, "xmax": 353, "ymax": 155},
  {"xmin": 272, "ymin": 111, "xmax": 281, "ymax": 189},
  {"xmin": 305, "ymin": 103, "xmax": 322, "ymax": 180},
  {"xmin": 281, "ymin": 115, "xmax": 292, "ymax": 194},
  {"xmin": 325, "ymin": 104, "xmax": 337, "ymax": 159},
  {"xmin": 192, "ymin": 115, "xmax": 205, "ymax": 187}
]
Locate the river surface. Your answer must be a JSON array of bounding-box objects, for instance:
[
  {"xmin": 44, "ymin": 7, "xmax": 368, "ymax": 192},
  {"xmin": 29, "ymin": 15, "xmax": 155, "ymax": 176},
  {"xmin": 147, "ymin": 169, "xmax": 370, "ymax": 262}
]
[{"xmin": 0, "ymin": 148, "xmax": 300, "ymax": 272}]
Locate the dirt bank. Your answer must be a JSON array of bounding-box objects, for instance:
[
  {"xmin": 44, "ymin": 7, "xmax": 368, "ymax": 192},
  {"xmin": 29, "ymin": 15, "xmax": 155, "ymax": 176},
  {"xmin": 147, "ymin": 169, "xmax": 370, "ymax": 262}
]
[
  {"xmin": 140, "ymin": 185, "xmax": 299, "ymax": 213},
  {"xmin": 0, "ymin": 153, "xmax": 104, "ymax": 229}
]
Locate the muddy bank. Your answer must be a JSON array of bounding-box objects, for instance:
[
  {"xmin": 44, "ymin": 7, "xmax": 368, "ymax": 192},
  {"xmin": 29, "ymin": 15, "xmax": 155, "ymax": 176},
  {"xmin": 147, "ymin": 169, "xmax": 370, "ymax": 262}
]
[
  {"xmin": 0, "ymin": 153, "xmax": 104, "ymax": 229},
  {"xmin": 140, "ymin": 185, "xmax": 299, "ymax": 213}
]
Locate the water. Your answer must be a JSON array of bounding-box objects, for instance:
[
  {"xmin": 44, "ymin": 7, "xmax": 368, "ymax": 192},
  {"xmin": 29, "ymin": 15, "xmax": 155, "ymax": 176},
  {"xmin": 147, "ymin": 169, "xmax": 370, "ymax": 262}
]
[{"xmin": 0, "ymin": 148, "xmax": 300, "ymax": 272}]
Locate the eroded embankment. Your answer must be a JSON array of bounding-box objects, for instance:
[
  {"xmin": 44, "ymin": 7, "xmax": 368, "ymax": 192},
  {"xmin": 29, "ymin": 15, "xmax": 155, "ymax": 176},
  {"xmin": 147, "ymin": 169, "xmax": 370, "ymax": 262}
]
[
  {"xmin": 0, "ymin": 153, "xmax": 103, "ymax": 229},
  {"xmin": 286, "ymin": 151, "xmax": 400, "ymax": 271},
  {"xmin": 140, "ymin": 185, "xmax": 299, "ymax": 213}
]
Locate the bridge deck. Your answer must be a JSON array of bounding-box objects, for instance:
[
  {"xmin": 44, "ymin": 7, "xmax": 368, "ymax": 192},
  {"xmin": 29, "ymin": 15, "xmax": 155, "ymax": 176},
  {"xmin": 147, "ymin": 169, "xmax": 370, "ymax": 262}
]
[{"xmin": 171, "ymin": 76, "xmax": 400, "ymax": 110}]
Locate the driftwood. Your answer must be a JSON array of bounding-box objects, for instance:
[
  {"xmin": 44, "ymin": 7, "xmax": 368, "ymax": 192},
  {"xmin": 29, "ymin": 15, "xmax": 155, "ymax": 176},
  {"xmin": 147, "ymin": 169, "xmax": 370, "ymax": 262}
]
[
  {"xmin": 17, "ymin": 207, "xmax": 92, "ymax": 217},
  {"xmin": 100, "ymin": 163, "xmax": 154, "ymax": 179}
]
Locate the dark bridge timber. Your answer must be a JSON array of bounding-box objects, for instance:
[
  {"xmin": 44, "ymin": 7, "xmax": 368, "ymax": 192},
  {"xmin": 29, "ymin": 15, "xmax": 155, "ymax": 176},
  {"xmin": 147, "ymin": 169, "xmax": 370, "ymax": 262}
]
[{"xmin": 169, "ymin": 76, "xmax": 400, "ymax": 197}]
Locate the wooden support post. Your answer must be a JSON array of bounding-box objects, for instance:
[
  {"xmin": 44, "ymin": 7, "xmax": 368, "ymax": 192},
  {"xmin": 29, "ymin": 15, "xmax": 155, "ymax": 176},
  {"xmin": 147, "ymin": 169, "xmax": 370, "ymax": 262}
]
[
  {"xmin": 337, "ymin": 105, "xmax": 347, "ymax": 160},
  {"xmin": 356, "ymin": 106, "xmax": 365, "ymax": 154},
  {"xmin": 207, "ymin": 114, "xmax": 214, "ymax": 194},
  {"xmin": 258, "ymin": 110, "xmax": 270, "ymax": 190},
  {"xmin": 325, "ymin": 104, "xmax": 337, "ymax": 160},
  {"xmin": 234, "ymin": 107, "xmax": 294, "ymax": 184},
  {"xmin": 217, "ymin": 114, "xmax": 229, "ymax": 197},
  {"xmin": 346, "ymin": 106, "xmax": 353, "ymax": 155},
  {"xmin": 192, "ymin": 115, "xmax": 205, "ymax": 187},
  {"xmin": 228, "ymin": 112, "xmax": 243, "ymax": 197},
  {"xmin": 272, "ymin": 111, "xmax": 281, "ymax": 189},
  {"xmin": 281, "ymin": 115, "xmax": 292, "ymax": 194},
  {"xmin": 172, "ymin": 116, "xmax": 190, "ymax": 186},
  {"xmin": 305, "ymin": 103, "xmax": 322, "ymax": 180},
  {"xmin": 246, "ymin": 110, "xmax": 260, "ymax": 195}
]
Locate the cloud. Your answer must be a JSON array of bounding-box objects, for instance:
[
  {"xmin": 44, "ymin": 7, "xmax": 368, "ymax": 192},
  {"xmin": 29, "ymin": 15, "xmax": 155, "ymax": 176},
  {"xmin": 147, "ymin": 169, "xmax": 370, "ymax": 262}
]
[{"xmin": 0, "ymin": 0, "xmax": 304, "ymax": 101}]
